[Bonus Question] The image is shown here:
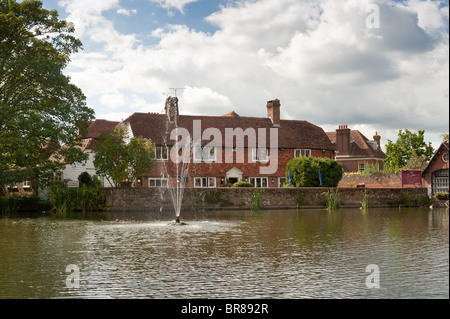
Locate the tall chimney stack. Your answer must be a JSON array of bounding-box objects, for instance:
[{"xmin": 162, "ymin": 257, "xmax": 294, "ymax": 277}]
[
  {"xmin": 267, "ymin": 99, "xmax": 281, "ymax": 127},
  {"xmin": 336, "ymin": 125, "xmax": 351, "ymax": 155},
  {"xmin": 165, "ymin": 96, "xmax": 179, "ymax": 124},
  {"xmin": 373, "ymin": 132, "xmax": 381, "ymax": 150}
]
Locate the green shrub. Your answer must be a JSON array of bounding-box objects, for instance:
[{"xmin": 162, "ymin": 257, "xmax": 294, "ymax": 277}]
[
  {"xmin": 286, "ymin": 157, "xmax": 343, "ymax": 187},
  {"xmin": 46, "ymin": 181, "xmax": 106, "ymax": 217},
  {"xmin": 232, "ymin": 181, "xmax": 254, "ymax": 188},
  {"xmin": 78, "ymin": 172, "xmax": 92, "ymax": 186}
]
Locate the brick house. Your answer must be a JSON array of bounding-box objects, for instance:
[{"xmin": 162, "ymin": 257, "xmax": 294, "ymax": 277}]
[
  {"xmin": 326, "ymin": 125, "xmax": 387, "ymax": 173},
  {"xmin": 422, "ymin": 142, "xmax": 449, "ymax": 195},
  {"xmin": 122, "ymin": 98, "xmax": 336, "ymax": 188}
]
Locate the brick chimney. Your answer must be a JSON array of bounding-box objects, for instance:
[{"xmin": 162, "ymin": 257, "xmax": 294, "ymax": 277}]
[
  {"xmin": 165, "ymin": 96, "xmax": 179, "ymax": 123},
  {"xmin": 267, "ymin": 99, "xmax": 281, "ymax": 127},
  {"xmin": 373, "ymin": 132, "xmax": 381, "ymax": 150},
  {"xmin": 336, "ymin": 125, "xmax": 351, "ymax": 155}
]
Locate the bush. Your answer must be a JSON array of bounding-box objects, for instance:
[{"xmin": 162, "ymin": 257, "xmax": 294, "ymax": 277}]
[
  {"xmin": 232, "ymin": 181, "xmax": 254, "ymax": 188},
  {"xmin": 78, "ymin": 172, "xmax": 92, "ymax": 186},
  {"xmin": 286, "ymin": 157, "xmax": 343, "ymax": 187},
  {"xmin": 46, "ymin": 181, "xmax": 106, "ymax": 217}
]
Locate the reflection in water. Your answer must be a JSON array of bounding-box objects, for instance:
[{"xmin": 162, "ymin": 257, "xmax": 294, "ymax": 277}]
[{"xmin": 0, "ymin": 208, "xmax": 448, "ymax": 299}]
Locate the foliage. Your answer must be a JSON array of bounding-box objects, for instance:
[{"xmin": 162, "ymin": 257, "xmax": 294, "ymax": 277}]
[
  {"xmin": 232, "ymin": 181, "xmax": 254, "ymax": 188},
  {"xmin": 323, "ymin": 189, "xmax": 339, "ymax": 210},
  {"xmin": 384, "ymin": 129, "xmax": 434, "ymax": 170},
  {"xmin": 251, "ymin": 189, "xmax": 263, "ymax": 212},
  {"xmin": 93, "ymin": 127, "xmax": 155, "ymax": 187},
  {"xmin": 0, "ymin": 195, "xmax": 49, "ymax": 216},
  {"xmin": 46, "ymin": 181, "xmax": 106, "ymax": 217},
  {"xmin": 402, "ymin": 149, "xmax": 428, "ymax": 170},
  {"xmin": 441, "ymin": 133, "xmax": 449, "ymax": 142},
  {"xmin": 78, "ymin": 172, "xmax": 92, "ymax": 186},
  {"xmin": 360, "ymin": 189, "xmax": 370, "ymax": 210},
  {"xmin": 286, "ymin": 157, "xmax": 343, "ymax": 187},
  {"xmin": 0, "ymin": 0, "xmax": 94, "ymax": 188},
  {"xmin": 434, "ymin": 192, "xmax": 449, "ymax": 200}
]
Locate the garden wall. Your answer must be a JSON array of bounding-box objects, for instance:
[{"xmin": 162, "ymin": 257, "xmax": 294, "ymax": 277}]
[{"xmin": 104, "ymin": 187, "xmax": 428, "ymax": 213}]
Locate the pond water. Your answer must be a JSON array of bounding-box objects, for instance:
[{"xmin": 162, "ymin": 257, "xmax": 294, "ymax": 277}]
[{"xmin": 0, "ymin": 208, "xmax": 448, "ymax": 299}]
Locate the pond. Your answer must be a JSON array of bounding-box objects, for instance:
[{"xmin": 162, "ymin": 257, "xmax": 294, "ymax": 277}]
[{"xmin": 0, "ymin": 207, "xmax": 448, "ymax": 299}]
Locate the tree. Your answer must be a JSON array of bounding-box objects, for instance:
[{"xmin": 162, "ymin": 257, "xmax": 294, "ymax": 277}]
[
  {"xmin": 286, "ymin": 157, "xmax": 343, "ymax": 188},
  {"xmin": 441, "ymin": 133, "xmax": 449, "ymax": 142},
  {"xmin": 94, "ymin": 127, "xmax": 156, "ymax": 187},
  {"xmin": 384, "ymin": 129, "xmax": 434, "ymax": 170},
  {"xmin": 403, "ymin": 149, "xmax": 428, "ymax": 170},
  {"xmin": 0, "ymin": 0, "xmax": 94, "ymax": 188}
]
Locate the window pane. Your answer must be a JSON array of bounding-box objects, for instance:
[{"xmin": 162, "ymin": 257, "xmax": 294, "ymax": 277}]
[
  {"xmin": 195, "ymin": 178, "xmax": 201, "ymax": 187},
  {"xmin": 194, "ymin": 147, "xmax": 202, "ymax": 161},
  {"xmin": 262, "ymin": 178, "xmax": 267, "ymax": 187},
  {"xmin": 209, "ymin": 178, "xmax": 216, "ymax": 188}
]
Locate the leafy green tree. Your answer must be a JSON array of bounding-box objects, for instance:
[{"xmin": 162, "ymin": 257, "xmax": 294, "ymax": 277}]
[
  {"xmin": 94, "ymin": 127, "xmax": 156, "ymax": 187},
  {"xmin": 286, "ymin": 157, "xmax": 343, "ymax": 187},
  {"xmin": 384, "ymin": 129, "xmax": 434, "ymax": 170},
  {"xmin": 0, "ymin": 0, "xmax": 94, "ymax": 187},
  {"xmin": 403, "ymin": 149, "xmax": 428, "ymax": 170},
  {"xmin": 441, "ymin": 133, "xmax": 449, "ymax": 142}
]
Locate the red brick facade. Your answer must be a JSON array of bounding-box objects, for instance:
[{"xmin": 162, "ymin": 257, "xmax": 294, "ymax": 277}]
[
  {"xmin": 422, "ymin": 142, "xmax": 449, "ymax": 194},
  {"xmin": 327, "ymin": 127, "xmax": 386, "ymax": 173},
  {"xmin": 128, "ymin": 98, "xmax": 336, "ymax": 188}
]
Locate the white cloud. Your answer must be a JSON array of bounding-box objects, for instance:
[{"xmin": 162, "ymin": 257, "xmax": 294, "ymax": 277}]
[
  {"xmin": 116, "ymin": 8, "xmax": 137, "ymax": 16},
  {"xmin": 181, "ymin": 86, "xmax": 234, "ymax": 115},
  {"xmin": 150, "ymin": 0, "xmax": 200, "ymax": 13},
  {"xmin": 59, "ymin": 0, "xmax": 448, "ymax": 147}
]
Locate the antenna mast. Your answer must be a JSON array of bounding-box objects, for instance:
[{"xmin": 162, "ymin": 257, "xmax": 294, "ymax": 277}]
[{"xmin": 169, "ymin": 88, "xmax": 185, "ymax": 97}]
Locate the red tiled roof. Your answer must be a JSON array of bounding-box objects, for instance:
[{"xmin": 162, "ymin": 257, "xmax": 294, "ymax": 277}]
[
  {"xmin": 326, "ymin": 130, "xmax": 386, "ymax": 158},
  {"xmin": 125, "ymin": 113, "xmax": 335, "ymax": 150},
  {"xmin": 222, "ymin": 111, "xmax": 240, "ymax": 118},
  {"xmin": 85, "ymin": 119, "xmax": 120, "ymax": 139}
]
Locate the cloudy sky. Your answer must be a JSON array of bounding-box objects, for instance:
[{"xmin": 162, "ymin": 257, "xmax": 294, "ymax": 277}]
[{"xmin": 42, "ymin": 0, "xmax": 449, "ymax": 150}]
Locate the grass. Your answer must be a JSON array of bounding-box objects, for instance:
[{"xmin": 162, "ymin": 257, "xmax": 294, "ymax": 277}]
[
  {"xmin": 323, "ymin": 189, "xmax": 339, "ymax": 211},
  {"xmin": 361, "ymin": 189, "xmax": 369, "ymax": 210},
  {"xmin": 251, "ymin": 189, "xmax": 263, "ymax": 212}
]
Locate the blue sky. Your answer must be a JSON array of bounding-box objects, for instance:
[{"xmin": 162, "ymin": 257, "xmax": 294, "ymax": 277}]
[{"xmin": 42, "ymin": 0, "xmax": 449, "ymax": 149}]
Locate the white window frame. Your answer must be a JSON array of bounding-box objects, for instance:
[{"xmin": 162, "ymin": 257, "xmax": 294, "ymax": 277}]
[
  {"xmin": 55, "ymin": 172, "xmax": 63, "ymax": 182},
  {"xmin": 23, "ymin": 178, "xmax": 31, "ymax": 188},
  {"xmin": 155, "ymin": 146, "xmax": 169, "ymax": 161},
  {"xmin": 252, "ymin": 148, "xmax": 269, "ymax": 163},
  {"xmin": 149, "ymin": 178, "xmax": 168, "ymax": 188},
  {"xmin": 358, "ymin": 163, "xmax": 366, "ymax": 172},
  {"xmin": 194, "ymin": 177, "xmax": 216, "ymax": 188},
  {"xmin": 295, "ymin": 149, "xmax": 311, "ymax": 158},
  {"xmin": 194, "ymin": 146, "xmax": 217, "ymax": 163},
  {"xmin": 278, "ymin": 177, "xmax": 286, "ymax": 188},
  {"xmin": 443, "ymin": 152, "xmax": 449, "ymax": 163},
  {"xmin": 249, "ymin": 177, "xmax": 269, "ymax": 188}
]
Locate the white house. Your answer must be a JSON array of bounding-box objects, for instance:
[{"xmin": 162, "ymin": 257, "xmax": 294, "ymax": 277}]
[{"xmin": 57, "ymin": 120, "xmax": 119, "ymax": 188}]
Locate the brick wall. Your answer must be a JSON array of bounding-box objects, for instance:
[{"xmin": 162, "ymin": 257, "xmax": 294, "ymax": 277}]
[{"xmin": 104, "ymin": 187, "xmax": 428, "ymax": 213}]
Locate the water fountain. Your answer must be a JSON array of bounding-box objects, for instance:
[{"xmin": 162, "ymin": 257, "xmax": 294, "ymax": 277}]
[{"xmin": 160, "ymin": 96, "xmax": 191, "ymax": 226}]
